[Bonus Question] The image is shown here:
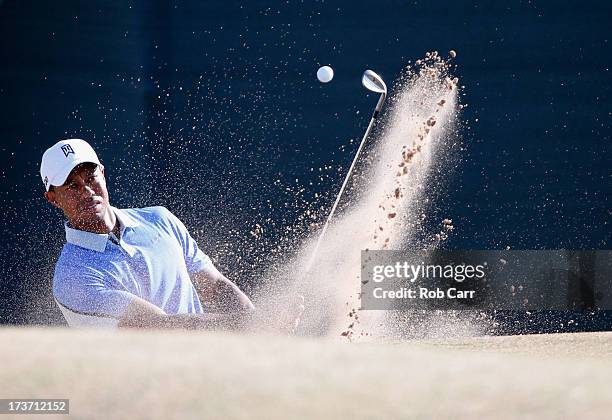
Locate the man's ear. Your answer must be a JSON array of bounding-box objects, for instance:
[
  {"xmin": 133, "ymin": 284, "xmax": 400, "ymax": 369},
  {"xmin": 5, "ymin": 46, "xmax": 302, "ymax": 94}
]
[{"xmin": 44, "ymin": 190, "xmax": 61, "ymax": 209}]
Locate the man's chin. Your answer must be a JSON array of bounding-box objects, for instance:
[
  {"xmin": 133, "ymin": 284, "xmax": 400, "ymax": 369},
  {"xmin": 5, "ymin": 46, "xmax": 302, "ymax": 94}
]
[{"xmin": 72, "ymin": 205, "xmax": 108, "ymax": 228}]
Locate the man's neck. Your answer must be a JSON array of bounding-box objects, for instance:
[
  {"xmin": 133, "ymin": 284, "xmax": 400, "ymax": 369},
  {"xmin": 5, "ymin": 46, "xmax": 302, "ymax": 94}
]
[
  {"xmin": 111, "ymin": 217, "xmax": 121, "ymax": 239},
  {"xmin": 68, "ymin": 208, "xmax": 117, "ymax": 234}
]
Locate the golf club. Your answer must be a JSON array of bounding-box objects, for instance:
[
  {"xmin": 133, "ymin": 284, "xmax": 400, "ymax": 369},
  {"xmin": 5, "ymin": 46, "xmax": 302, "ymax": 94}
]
[{"xmin": 304, "ymin": 69, "xmax": 388, "ymax": 272}]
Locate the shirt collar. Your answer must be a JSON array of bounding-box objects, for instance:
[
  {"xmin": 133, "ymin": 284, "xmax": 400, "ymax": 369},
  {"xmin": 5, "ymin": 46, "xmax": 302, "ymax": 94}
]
[
  {"xmin": 64, "ymin": 206, "xmax": 140, "ymax": 252},
  {"xmin": 113, "ymin": 207, "xmax": 139, "ymax": 231}
]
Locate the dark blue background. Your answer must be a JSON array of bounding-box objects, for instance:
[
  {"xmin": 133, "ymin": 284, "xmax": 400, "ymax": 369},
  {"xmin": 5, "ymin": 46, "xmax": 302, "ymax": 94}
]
[{"xmin": 0, "ymin": 0, "xmax": 610, "ymax": 326}]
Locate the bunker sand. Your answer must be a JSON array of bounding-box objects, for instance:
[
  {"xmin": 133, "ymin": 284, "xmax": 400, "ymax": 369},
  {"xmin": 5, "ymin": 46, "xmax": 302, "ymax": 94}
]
[{"xmin": 1, "ymin": 328, "xmax": 610, "ymax": 419}]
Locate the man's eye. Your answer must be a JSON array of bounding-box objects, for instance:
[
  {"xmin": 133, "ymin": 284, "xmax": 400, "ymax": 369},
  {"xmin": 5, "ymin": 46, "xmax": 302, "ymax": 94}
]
[{"xmin": 68, "ymin": 183, "xmax": 77, "ymax": 190}]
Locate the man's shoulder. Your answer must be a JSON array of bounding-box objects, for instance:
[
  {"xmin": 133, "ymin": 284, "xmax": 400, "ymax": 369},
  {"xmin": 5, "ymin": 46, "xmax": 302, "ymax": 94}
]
[
  {"xmin": 119, "ymin": 206, "xmax": 187, "ymax": 235},
  {"xmin": 121, "ymin": 205, "xmax": 171, "ymax": 218},
  {"xmin": 119, "ymin": 206, "xmax": 177, "ymax": 225}
]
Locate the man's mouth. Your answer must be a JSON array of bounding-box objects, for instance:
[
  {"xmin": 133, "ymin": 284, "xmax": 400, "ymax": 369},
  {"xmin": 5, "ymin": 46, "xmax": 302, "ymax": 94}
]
[{"xmin": 80, "ymin": 198, "xmax": 103, "ymax": 213}]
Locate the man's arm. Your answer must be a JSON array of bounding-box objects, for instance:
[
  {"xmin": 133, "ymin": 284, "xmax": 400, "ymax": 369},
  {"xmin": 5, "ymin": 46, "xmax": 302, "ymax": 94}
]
[
  {"xmin": 191, "ymin": 264, "xmax": 305, "ymax": 334},
  {"xmin": 191, "ymin": 264, "xmax": 255, "ymax": 313},
  {"xmin": 117, "ymin": 261, "xmax": 302, "ymax": 332},
  {"xmin": 159, "ymin": 207, "xmax": 255, "ymax": 313},
  {"xmin": 117, "ymin": 296, "xmax": 254, "ymax": 330},
  {"xmin": 117, "ymin": 261, "xmax": 255, "ymax": 330}
]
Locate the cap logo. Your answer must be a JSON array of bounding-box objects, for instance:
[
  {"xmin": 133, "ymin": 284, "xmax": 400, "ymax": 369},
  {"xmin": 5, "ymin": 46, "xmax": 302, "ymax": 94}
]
[{"xmin": 61, "ymin": 144, "xmax": 75, "ymax": 157}]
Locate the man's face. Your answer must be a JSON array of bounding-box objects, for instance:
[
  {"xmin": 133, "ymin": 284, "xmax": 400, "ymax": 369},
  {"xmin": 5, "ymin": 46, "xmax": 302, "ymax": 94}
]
[{"xmin": 44, "ymin": 163, "xmax": 111, "ymax": 229}]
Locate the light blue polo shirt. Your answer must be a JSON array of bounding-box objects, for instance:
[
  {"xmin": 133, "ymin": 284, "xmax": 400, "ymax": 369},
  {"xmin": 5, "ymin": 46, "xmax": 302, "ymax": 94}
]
[{"xmin": 53, "ymin": 206, "xmax": 210, "ymax": 327}]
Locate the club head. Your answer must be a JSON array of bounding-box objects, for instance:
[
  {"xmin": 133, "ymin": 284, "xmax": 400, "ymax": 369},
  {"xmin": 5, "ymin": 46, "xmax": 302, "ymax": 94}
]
[{"xmin": 362, "ymin": 70, "xmax": 387, "ymax": 94}]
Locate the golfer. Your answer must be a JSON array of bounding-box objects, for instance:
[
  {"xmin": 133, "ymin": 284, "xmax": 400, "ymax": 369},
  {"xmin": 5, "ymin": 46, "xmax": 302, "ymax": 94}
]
[{"xmin": 41, "ymin": 138, "xmax": 302, "ymax": 330}]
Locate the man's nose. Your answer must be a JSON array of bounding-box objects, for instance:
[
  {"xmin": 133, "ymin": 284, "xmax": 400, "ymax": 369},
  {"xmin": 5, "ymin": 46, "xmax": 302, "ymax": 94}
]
[{"xmin": 80, "ymin": 184, "xmax": 95, "ymax": 198}]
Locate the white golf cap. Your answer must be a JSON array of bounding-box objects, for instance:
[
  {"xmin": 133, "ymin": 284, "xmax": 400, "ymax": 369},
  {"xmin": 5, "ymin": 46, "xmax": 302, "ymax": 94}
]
[{"xmin": 40, "ymin": 139, "xmax": 101, "ymax": 191}]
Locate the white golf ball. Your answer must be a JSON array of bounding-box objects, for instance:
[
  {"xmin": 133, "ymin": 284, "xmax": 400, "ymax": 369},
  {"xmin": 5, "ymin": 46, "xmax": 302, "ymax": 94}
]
[{"xmin": 317, "ymin": 65, "xmax": 334, "ymax": 83}]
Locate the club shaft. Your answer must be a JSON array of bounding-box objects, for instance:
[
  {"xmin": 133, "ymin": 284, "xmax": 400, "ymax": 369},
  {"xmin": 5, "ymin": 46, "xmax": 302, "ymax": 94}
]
[{"xmin": 304, "ymin": 96, "xmax": 385, "ymax": 272}]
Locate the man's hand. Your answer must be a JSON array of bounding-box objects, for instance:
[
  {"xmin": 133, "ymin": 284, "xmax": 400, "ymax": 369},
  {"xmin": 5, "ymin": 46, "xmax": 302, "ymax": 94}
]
[
  {"xmin": 280, "ymin": 294, "xmax": 305, "ymax": 335},
  {"xmin": 252, "ymin": 294, "xmax": 305, "ymax": 335}
]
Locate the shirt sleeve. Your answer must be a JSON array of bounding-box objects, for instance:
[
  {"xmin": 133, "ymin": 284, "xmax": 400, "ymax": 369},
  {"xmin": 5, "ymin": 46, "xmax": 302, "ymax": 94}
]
[
  {"xmin": 159, "ymin": 207, "xmax": 212, "ymax": 273},
  {"xmin": 53, "ymin": 263, "xmax": 135, "ymax": 323}
]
